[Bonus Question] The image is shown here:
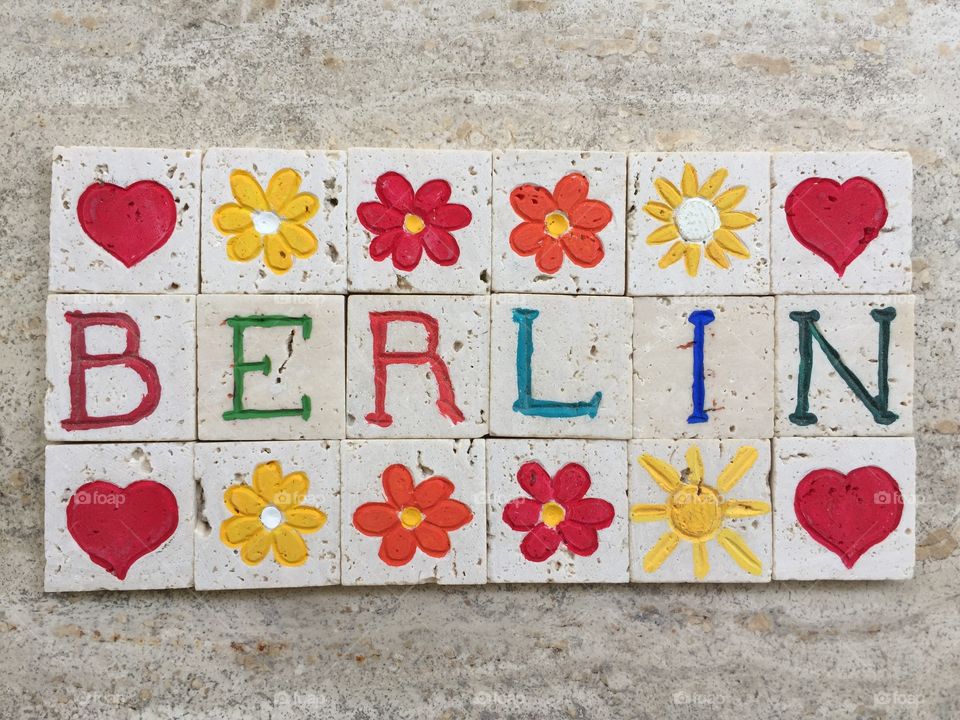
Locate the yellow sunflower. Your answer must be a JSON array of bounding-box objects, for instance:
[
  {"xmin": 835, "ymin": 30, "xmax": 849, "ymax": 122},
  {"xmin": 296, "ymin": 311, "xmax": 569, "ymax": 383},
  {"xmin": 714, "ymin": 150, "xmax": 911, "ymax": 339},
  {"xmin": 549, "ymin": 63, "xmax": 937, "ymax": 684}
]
[
  {"xmin": 220, "ymin": 460, "xmax": 327, "ymax": 567},
  {"xmin": 630, "ymin": 445, "xmax": 770, "ymax": 579},
  {"xmin": 642, "ymin": 163, "xmax": 757, "ymax": 276},
  {"xmin": 213, "ymin": 168, "xmax": 320, "ymax": 274}
]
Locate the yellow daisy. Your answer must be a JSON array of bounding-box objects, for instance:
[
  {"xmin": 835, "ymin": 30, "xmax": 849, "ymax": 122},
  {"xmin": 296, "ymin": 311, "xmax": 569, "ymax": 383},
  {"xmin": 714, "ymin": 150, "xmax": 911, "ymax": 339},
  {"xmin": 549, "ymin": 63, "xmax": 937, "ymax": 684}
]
[
  {"xmin": 630, "ymin": 445, "xmax": 770, "ymax": 579},
  {"xmin": 642, "ymin": 163, "xmax": 757, "ymax": 276},
  {"xmin": 220, "ymin": 460, "xmax": 327, "ymax": 567},
  {"xmin": 213, "ymin": 168, "xmax": 320, "ymax": 274}
]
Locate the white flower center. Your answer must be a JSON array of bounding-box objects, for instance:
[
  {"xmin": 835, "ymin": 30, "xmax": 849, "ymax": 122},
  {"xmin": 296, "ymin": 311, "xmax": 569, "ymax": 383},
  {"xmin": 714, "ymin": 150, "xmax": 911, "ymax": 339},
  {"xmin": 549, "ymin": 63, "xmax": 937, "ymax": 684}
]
[
  {"xmin": 259, "ymin": 505, "xmax": 283, "ymax": 530},
  {"xmin": 674, "ymin": 197, "xmax": 720, "ymax": 243},
  {"xmin": 252, "ymin": 210, "xmax": 282, "ymax": 235}
]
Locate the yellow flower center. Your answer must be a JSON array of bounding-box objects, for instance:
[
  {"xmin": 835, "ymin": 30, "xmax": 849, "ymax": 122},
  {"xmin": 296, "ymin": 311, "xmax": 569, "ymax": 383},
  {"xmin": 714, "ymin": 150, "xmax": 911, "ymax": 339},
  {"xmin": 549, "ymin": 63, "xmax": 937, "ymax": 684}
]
[
  {"xmin": 259, "ymin": 505, "xmax": 283, "ymax": 531},
  {"xmin": 403, "ymin": 213, "xmax": 426, "ymax": 234},
  {"xmin": 544, "ymin": 211, "xmax": 571, "ymax": 238},
  {"xmin": 674, "ymin": 197, "xmax": 721, "ymax": 243},
  {"xmin": 667, "ymin": 484, "xmax": 723, "ymax": 541},
  {"xmin": 540, "ymin": 501, "xmax": 566, "ymax": 528},
  {"xmin": 399, "ymin": 506, "xmax": 424, "ymax": 530}
]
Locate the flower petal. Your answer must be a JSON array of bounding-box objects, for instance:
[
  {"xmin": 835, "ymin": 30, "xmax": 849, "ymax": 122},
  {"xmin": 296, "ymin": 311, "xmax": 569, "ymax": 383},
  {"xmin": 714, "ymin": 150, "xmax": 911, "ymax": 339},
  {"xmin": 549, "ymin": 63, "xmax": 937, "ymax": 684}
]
[
  {"xmin": 368, "ymin": 227, "xmax": 404, "ymax": 261},
  {"xmin": 680, "ymin": 163, "xmax": 699, "ymax": 197},
  {"xmin": 354, "ymin": 502, "xmax": 400, "ymax": 536},
  {"xmin": 376, "ymin": 171, "xmax": 415, "ymax": 212},
  {"xmin": 382, "ymin": 464, "xmax": 415, "ymax": 507},
  {"xmin": 230, "ymin": 170, "xmax": 268, "ymax": 211},
  {"xmin": 502, "ymin": 498, "xmax": 541, "ymax": 532},
  {"xmin": 357, "ymin": 202, "xmax": 404, "ymax": 232},
  {"xmin": 414, "ymin": 179, "xmax": 452, "ymax": 212},
  {"xmin": 379, "ymin": 525, "xmax": 417, "ymax": 566},
  {"xmin": 253, "ymin": 461, "xmax": 285, "ymax": 504},
  {"xmin": 220, "ymin": 515, "xmax": 263, "ymax": 546},
  {"xmin": 552, "ymin": 463, "xmax": 591, "ymax": 503},
  {"xmin": 266, "ymin": 168, "xmax": 302, "ymax": 213},
  {"xmin": 413, "ymin": 476, "xmax": 455, "ymax": 509},
  {"xmin": 564, "ymin": 498, "xmax": 615, "ymax": 529},
  {"xmin": 683, "ymin": 243, "xmax": 701, "ymax": 276},
  {"xmin": 719, "ymin": 211, "xmax": 758, "ymax": 230},
  {"xmin": 535, "ymin": 239, "xmax": 564, "ymax": 274},
  {"xmin": 239, "ymin": 528, "xmax": 272, "ymax": 565},
  {"xmin": 272, "ymin": 525, "xmax": 308, "ymax": 566},
  {"xmin": 553, "ymin": 172, "xmax": 589, "ymax": 212},
  {"xmin": 519, "ymin": 524, "xmax": 561, "ymax": 562},
  {"xmin": 699, "ymin": 168, "xmax": 728, "ymax": 198},
  {"xmin": 646, "ymin": 223, "xmax": 679, "ymax": 245},
  {"xmin": 510, "ymin": 222, "xmax": 547, "ymax": 256},
  {"xmin": 558, "ymin": 520, "xmax": 599, "ymax": 556},
  {"xmin": 713, "ymin": 228, "xmax": 750, "ymax": 258},
  {"xmin": 643, "ymin": 201, "xmax": 673, "ymax": 222},
  {"xmin": 224, "ymin": 485, "xmax": 267, "ymax": 517},
  {"xmin": 428, "ymin": 203, "xmax": 472, "ymax": 231},
  {"xmin": 226, "ymin": 228, "xmax": 263, "ymax": 262},
  {"xmin": 213, "ymin": 203, "xmax": 253, "ymax": 233},
  {"xmin": 568, "ymin": 200, "xmax": 612, "ymax": 231},
  {"xmin": 713, "ymin": 185, "xmax": 747, "ymax": 212},
  {"xmin": 413, "ymin": 522, "xmax": 450, "ymax": 557},
  {"xmin": 654, "ymin": 178, "xmax": 682, "ymax": 208},
  {"xmin": 421, "ymin": 226, "xmax": 460, "ymax": 266},
  {"xmin": 285, "ymin": 506, "xmax": 327, "ymax": 532},
  {"xmin": 275, "ymin": 471, "xmax": 309, "ymax": 510},
  {"xmin": 510, "ymin": 184, "xmax": 557, "ymax": 222},
  {"xmin": 560, "ymin": 229, "xmax": 604, "ymax": 268},
  {"xmin": 279, "ymin": 193, "xmax": 319, "ymax": 224},
  {"xmin": 516, "ymin": 461, "xmax": 553, "ymax": 503},
  {"xmin": 392, "ymin": 232, "xmax": 424, "ymax": 272},
  {"xmin": 278, "ymin": 222, "xmax": 318, "ymax": 259},
  {"xmin": 263, "ymin": 234, "xmax": 294, "ymax": 274},
  {"xmin": 705, "ymin": 240, "xmax": 731, "ymax": 269},
  {"xmin": 426, "ymin": 499, "xmax": 473, "ymax": 530},
  {"xmin": 658, "ymin": 241, "xmax": 686, "ymax": 268}
]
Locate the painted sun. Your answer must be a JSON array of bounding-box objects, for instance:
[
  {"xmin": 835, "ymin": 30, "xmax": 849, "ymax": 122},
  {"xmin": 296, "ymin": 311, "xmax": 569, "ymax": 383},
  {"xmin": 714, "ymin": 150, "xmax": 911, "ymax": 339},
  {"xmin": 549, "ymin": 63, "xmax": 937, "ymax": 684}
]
[
  {"xmin": 631, "ymin": 445, "xmax": 770, "ymax": 579},
  {"xmin": 642, "ymin": 163, "xmax": 757, "ymax": 276}
]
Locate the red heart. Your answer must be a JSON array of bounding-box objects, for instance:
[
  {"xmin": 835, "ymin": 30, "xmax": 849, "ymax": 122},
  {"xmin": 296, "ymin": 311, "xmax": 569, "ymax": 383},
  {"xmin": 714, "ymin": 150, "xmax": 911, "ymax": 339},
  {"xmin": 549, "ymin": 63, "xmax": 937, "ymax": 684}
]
[
  {"xmin": 76, "ymin": 180, "xmax": 177, "ymax": 267},
  {"xmin": 784, "ymin": 176, "xmax": 888, "ymax": 276},
  {"xmin": 794, "ymin": 467, "xmax": 903, "ymax": 569},
  {"xmin": 66, "ymin": 480, "xmax": 179, "ymax": 580}
]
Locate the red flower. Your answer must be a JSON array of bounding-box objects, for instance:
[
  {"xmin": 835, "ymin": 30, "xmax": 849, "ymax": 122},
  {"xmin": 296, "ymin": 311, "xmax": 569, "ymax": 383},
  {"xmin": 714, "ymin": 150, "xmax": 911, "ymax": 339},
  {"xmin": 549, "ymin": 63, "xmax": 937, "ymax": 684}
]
[
  {"xmin": 509, "ymin": 172, "xmax": 612, "ymax": 274},
  {"xmin": 353, "ymin": 464, "xmax": 473, "ymax": 567},
  {"xmin": 502, "ymin": 462, "xmax": 615, "ymax": 562},
  {"xmin": 356, "ymin": 171, "xmax": 472, "ymax": 272}
]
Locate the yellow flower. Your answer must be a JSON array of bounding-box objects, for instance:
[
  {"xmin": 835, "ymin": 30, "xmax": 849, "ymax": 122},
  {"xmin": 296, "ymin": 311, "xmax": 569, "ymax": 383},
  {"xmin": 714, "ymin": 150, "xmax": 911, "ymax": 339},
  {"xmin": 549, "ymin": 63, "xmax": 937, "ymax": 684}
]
[
  {"xmin": 213, "ymin": 168, "xmax": 320, "ymax": 274},
  {"xmin": 642, "ymin": 163, "xmax": 757, "ymax": 276},
  {"xmin": 630, "ymin": 445, "xmax": 770, "ymax": 579},
  {"xmin": 220, "ymin": 460, "xmax": 327, "ymax": 567}
]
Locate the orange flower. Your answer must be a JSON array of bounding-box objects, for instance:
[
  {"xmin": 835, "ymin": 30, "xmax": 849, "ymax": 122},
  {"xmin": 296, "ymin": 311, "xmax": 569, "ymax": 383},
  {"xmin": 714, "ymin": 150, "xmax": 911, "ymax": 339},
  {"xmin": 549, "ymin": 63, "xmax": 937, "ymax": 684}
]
[
  {"xmin": 509, "ymin": 172, "xmax": 612, "ymax": 274},
  {"xmin": 353, "ymin": 464, "xmax": 473, "ymax": 567}
]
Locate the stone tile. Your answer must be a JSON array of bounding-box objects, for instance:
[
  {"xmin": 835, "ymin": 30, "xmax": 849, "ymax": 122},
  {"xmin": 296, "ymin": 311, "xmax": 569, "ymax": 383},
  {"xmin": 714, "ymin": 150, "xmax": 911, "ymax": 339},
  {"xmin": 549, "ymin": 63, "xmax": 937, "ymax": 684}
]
[
  {"xmin": 197, "ymin": 294, "xmax": 345, "ymax": 441},
  {"xmin": 772, "ymin": 437, "xmax": 916, "ymax": 580},
  {"xmin": 628, "ymin": 439, "xmax": 772, "ymax": 583},
  {"xmin": 491, "ymin": 149, "xmax": 626, "ymax": 295},
  {"xmin": 340, "ymin": 439, "xmax": 486, "ymax": 585},
  {"xmin": 194, "ymin": 441, "xmax": 340, "ymax": 590},
  {"xmin": 201, "ymin": 147, "xmax": 347, "ymax": 293},
  {"xmin": 627, "ymin": 152, "xmax": 770, "ymax": 296},
  {"xmin": 44, "ymin": 442, "xmax": 195, "ymax": 591},
  {"xmin": 775, "ymin": 294, "xmax": 914, "ymax": 437},
  {"xmin": 346, "ymin": 147, "xmax": 492, "ymax": 294},
  {"xmin": 633, "ymin": 296, "xmax": 774, "ymax": 439},
  {"xmin": 771, "ymin": 152, "xmax": 912, "ymax": 294},
  {"xmin": 489, "ymin": 294, "xmax": 632, "ymax": 439},
  {"xmin": 346, "ymin": 294, "xmax": 489, "ymax": 438},
  {"xmin": 486, "ymin": 439, "xmax": 629, "ymax": 583},
  {"xmin": 49, "ymin": 146, "xmax": 200, "ymax": 294},
  {"xmin": 44, "ymin": 294, "xmax": 196, "ymax": 442}
]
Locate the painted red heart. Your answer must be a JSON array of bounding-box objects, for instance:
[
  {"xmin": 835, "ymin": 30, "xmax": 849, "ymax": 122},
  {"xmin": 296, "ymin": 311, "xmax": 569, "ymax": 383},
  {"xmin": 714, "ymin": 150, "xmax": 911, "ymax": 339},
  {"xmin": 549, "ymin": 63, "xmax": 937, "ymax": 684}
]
[
  {"xmin": 76, "ymin": 180, "xmax": 177, "ymax": 267},
  {"xmin": 66, "ymin": 480, "xmax": 179, "ymax": 580},
  {"xmin": 794, "ymin": 466, "xmax": 903, "ymax": 569},
  {"xmin": 784, "ymin": 176, "xmax": 888, "ymax": 276}
]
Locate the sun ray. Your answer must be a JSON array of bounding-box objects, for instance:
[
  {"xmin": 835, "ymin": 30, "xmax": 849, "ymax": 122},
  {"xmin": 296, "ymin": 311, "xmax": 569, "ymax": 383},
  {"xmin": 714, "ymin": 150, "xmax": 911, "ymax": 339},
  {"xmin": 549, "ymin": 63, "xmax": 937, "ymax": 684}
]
[
  {"xmin": 722, "ymin": 499, "xmax": 771, "ymax": 518},
  {"xmin": 716, "ymin": 446, "xmax": 759, "ymax": 493},
  {"xmin": 685, "ymin": 446, "xmax": 704, "ymax": 484},
  {"xmin": 643, "ymin": 530, "xmax": 680, "ymax": 573},
  {"xmin": 680, "ymin": 163, "xmax": 699, "ymax": 197},
  {"xmin": 699, "ymin": 169, "xmax": 727, "ymax": 199},
  {"xmin": 630, "ymin": 503, "xmax": 668, "ymax": 522},
  {"xmin": 654, "ymin": 178, "xmax": 683, "ymax": 208},
  {"xmin": 714, "ymin": 185, "xmax": 747, "ymax": 211},
  {"xmin": 658, "ymin": 241, "xmax": 686, "ymax": 269},
  {"xmin": 638, "ymin": 454, "xmax": 682, "ymax": 493},
  {"xmin": 716, "ymin": 527, "xmax": 762, "ymax": 575},
  {"xmin": 692, "ymin": 542, "xmax": 710, "ymax": 579}
]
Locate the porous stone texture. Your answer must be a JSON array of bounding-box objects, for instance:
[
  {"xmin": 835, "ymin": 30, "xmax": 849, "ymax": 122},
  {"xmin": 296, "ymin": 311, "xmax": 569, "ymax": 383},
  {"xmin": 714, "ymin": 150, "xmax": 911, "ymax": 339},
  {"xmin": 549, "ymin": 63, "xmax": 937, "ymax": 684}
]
[
  {"xmin": 44, "ymin": 294, "xmax": 196, "ymax": 442},
  {"xmin": 772, "ymin": 437, "xmax": 916, "ymax": 581},
  {"xmin": 627, "ymin": 152, "xmax": 770, "ymax": 295},
  {"xmin": 633, "ymin": 296, "xmax": 774, "ymax": 439},
  {"xmin": 486, "ymin": 439, "xmax": 629, "ymax": 583},
  {"xmin": 44, "ymin": 442, "xmax": 195, "ymax": 591},
  {"xmin": 201, "ymin": 147, "xmax": 347, "ymax": 293},
  {"xmin": 771, "ymin": 152, "xmax": 912, "ymax": 295},
  {"xmin": 489, "ymin": 293, "xmax": 633, "ymax": 439},
  {"xmin": 492, "ymin": 149, "xmax": 626, "ymax": 294},
  {"xmin": 346, "ymin": 294, "xmax": 489, "ymax": 438},
  {"xmin": 629, "ymin": 439, "xmax": 773, "ymax": 583},
  {"xmin": 197, "ymin": 294, "xmax": 345, "ymax": 440},
  {"xmin": 340, "ymin": 439, "xmax": 486, "ymax": 585},
  {"xmin": 347, "ymin": 147, "xmax": 492, "ymax": 294},
  {"xmin": 6, "ymin": 3, "xmax": 958, "ymax": 718},
  {"xmin": 194, "ymin": 440, "xmax": 341, "ymax": 590},
  {"xmin": 775, "ymin": 294, "xmax": 914, "ymax": 437},
  {"xmin": 48, "ymin": 146, "xmax": 200, "ymax": 294}
]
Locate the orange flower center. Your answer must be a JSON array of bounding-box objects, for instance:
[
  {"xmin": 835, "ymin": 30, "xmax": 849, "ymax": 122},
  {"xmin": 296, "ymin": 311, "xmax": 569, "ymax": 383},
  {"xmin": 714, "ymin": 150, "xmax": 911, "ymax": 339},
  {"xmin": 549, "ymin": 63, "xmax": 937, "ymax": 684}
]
[
  {"xmin": 399, "ymin": 506, "xmax": 424, "ymax": 530},
  {"xmin": 540, "ymin": 501, "xmax": 565, "ymax": 528},
  {"xmin": 403, "ymin": 213, "xmax": 426, "ymax": 234},
  {"xmin": 544, "ymin": 211, "xmax": 570, "ymax": 238}
]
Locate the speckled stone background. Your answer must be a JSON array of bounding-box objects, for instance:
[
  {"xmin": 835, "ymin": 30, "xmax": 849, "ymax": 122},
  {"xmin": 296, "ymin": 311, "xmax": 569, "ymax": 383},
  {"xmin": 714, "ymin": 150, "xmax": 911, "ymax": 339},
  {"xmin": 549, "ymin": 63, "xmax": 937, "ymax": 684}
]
[{"xmin": 2, "ymin": 1, "xmax": 958, "ymax": 718}]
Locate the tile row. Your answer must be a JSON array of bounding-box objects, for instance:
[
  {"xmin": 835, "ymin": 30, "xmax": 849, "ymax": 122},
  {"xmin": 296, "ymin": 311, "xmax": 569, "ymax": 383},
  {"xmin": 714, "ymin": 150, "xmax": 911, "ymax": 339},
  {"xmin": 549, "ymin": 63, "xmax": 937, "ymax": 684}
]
[
  {"xmin": 49, "ymin": 147, "xmax": 913, "ymax": 297},
  {"xmin": 44, "ymin": 437, "xmax": 917, "ymax": 591},
  {"xmin": 44, "ymin": 293, "xmax": 915, "ymax": 443}
]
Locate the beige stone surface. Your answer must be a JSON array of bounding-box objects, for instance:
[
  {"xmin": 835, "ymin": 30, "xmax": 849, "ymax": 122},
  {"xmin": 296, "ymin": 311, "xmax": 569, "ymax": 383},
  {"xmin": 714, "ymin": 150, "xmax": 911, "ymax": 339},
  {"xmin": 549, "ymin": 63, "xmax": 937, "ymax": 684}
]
[{"xmin": 3, "ymin": 1, "xmax": 958, "ymax": 718}]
